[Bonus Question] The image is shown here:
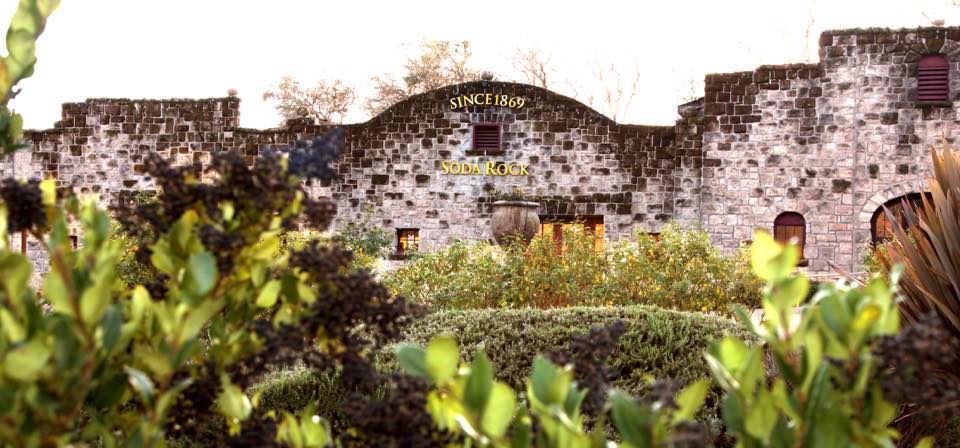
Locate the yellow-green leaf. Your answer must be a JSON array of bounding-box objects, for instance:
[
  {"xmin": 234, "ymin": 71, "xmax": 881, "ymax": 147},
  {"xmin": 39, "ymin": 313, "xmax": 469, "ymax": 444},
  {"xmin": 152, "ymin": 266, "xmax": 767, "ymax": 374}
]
[
  {"xmin": 425, "ymin": 336, "xmax": 458, "ymax": 383},
  {"xmin": 481, "ymin": 382, "xmax": 516, "ymax": 438},
  {"xmin": 3, "ymin": 337, "xmax": 49, "ymax": 382},
  {"xmin": 673, "ymin": 378, "xmax": 710, "ymax": 423},
  {"xmin": 256, "ymin": 280, "xmax": 282, "ymax": 308},
  {"xmin": 40, "ymin": 178, "xmax": 56, "ymax": 206}
]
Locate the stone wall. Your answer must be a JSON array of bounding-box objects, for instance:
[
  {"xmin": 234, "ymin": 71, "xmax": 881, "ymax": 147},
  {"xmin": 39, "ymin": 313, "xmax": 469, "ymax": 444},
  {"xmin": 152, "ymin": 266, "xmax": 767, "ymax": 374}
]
[
  {"xmin": 5, "ymin": 25, "xmax": 960, "ymax": 276},
  {"xmin": 2, "ymin": 83, "xmax": 699, "ymax": 271},
  {"xmin": 701, "ymin": 26, "xmax": 960, "ymax": 273}
]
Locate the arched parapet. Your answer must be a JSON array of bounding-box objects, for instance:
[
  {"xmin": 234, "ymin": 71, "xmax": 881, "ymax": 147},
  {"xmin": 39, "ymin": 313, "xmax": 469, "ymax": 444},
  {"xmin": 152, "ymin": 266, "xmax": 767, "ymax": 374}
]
[{"xmin": 858, "ymin": 181, "xmax": 928, "ymax": 229}]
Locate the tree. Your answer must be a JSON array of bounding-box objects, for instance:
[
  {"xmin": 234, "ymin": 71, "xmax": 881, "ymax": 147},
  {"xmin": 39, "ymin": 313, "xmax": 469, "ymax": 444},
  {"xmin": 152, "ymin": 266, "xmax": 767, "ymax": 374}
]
[
  {"xmin": 563, "ymin": 59, "xmax": 641, "ymax": 122},
  {"xmin": 263, "ymin": 76, "xmax": 356, "ymax": 124},
  {"xmin": 365, "ymin": 39, "xmax": 481, "ymax": 116},
  {"xmin": 511, "ymin": 46, "xmax": 552, "ymax": 89}
]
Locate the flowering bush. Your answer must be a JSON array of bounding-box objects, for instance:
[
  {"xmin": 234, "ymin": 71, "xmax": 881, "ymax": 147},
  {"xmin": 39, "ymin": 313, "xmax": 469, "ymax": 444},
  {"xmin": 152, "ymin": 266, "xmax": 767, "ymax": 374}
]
[{"xmin": 384, "ymin": 223, "xmax": 762, "ymax": 312}]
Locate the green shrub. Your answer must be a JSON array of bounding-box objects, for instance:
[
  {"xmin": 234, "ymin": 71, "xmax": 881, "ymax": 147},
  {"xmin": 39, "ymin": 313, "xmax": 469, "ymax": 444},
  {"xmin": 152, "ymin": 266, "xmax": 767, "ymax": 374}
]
[
  {"xmin": 252, "ymin": 305, "xmax": 750, "ymax": 436},
  {"xmin": 395, "ymin": 335, "xmax": 712, "ymax": 447},
  {"xmin": 0, "ymin": 140, "xmax": 422, "ymax": 445},
  {"xmin": 708, "ymin": 231, "xmax": 905, "ymax": 447},
  {"xmin": 384, "ymin": 223, "xmax": 762, "ymax": 312}
]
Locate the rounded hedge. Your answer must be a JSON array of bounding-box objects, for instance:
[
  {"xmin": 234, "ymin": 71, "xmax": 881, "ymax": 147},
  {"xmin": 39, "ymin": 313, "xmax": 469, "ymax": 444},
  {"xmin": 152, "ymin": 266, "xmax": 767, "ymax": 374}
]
[{"xmin": 252, "ymin": 305, "xmax": 750, "ymax": 434}]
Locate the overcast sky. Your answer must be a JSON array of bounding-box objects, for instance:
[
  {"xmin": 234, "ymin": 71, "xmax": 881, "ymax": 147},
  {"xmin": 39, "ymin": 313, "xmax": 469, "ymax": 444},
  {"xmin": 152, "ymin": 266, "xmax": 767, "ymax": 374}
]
[{"xmin": 4, "ymin": 0, "xmax": 960, "ymax": 129}]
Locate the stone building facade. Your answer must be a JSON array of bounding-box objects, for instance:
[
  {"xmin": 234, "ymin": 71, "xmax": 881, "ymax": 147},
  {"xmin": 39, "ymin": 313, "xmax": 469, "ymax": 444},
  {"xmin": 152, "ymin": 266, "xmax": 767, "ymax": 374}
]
[{"xmin": 3, "ymin": 26, "xmax": 958, "ymax": 275}]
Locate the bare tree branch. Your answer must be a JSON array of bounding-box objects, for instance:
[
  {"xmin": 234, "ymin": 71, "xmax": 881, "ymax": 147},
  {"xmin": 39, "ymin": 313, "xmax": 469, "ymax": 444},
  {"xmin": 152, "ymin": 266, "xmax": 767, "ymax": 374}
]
[
  {"xmin": 263, "ymin": 76, "xmax": 356, "ymax": 124},
  {"xmin": 366, "ymin": 39, "xmax": 481, "ymax": 116},
  {"xmin": 511, "ymin": 46, "xmax": 552, "ymax": 88}
]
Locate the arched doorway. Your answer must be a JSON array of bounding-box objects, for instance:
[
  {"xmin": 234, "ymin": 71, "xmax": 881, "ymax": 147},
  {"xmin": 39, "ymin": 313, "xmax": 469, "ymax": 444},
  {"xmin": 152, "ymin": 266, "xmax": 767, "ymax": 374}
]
[{"xmin": 870, "ymin": 192, "xmax": 932, "ymax": 244}]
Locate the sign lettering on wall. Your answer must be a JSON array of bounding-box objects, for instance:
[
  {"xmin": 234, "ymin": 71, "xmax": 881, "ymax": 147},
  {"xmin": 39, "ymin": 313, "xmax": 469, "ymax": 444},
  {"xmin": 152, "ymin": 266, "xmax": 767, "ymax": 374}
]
[
  {"xmin": 449, "ymin": 93, "xmax": 526, "ymax": 110},
  {"xmin": 441, "ymin": 161, "xmax": 529, "ymax": 176}
]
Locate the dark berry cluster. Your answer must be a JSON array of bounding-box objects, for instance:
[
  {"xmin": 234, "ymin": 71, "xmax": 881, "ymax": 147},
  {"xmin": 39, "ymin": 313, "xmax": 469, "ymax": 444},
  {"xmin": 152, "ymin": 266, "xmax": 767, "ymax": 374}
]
[
  {"xmin": 198, "ymin": 224, "xmax": 245, "ymax": 273},
  {"xmin": 637, "ymin": 380, "xmax": 708, "ymax": 448},
  {"xmin": 114, "ymin": 148, "xmax": 339, "ymax": 277},
  {"xmin": 0, "ymin": 178, "xmax": 46, "ymax": 233},
  {"xmin": 282, "ymin": 128, "xmax": 344, "ymax": 184},
  {"xmin": 341, "ymin": 374, "xmax": 453, "ymax": 447},
  {"xmin": 289, "ymin": 241, "xmax": 427, "ymax": 391},
  {"xmin": 874, "ymin": 313, "xmax": 960, "ymax": 419},
  {"xmin": 546, "ymin": 320, "xmax": 626, "ymax": 417}
]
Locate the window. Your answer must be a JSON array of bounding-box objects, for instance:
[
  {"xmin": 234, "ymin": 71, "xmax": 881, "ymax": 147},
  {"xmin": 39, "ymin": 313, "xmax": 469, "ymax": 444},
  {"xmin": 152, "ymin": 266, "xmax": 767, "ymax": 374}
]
[
  {"xmin": 538, "ymin": 215, "xmax": 605, "ymax": 253},
  {"xmin": 918, "ymin": 54, "xmax": 950, "ymax": 102},
  {"xmin": 871, "ymin": 193, "xmax": 932, "ymax": 244},
  {"xmin": 396, "ymin": 228, "xmax": 420, "ymax": 256},
  {"xmin": 773, "ymin": 212, "xmax": 807, "ymax": 265},
  {"xmin": 472, "ymin": 123, "xmax": 501, "ymax": 152},
  {"xmin": 69, "ymin": 235, "xmax": 78, "ymax": 249}
]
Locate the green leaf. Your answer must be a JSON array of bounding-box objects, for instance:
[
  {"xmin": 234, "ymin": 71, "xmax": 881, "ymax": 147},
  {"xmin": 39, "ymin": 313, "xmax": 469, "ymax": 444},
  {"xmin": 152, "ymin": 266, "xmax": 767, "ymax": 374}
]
[
  {"xmin": 771, "ymin": 379, "xmax": 799, "ymax": 421},
  {"xmin": 673, "ymin": 379, "xmax": 709, "ymax": 423},
  {"xmin": 915, "ymin": 437, "xmax": 934, "ymax": 448},
  {"xmin": 179, "ymin": 298, "xmax": 225, "ymax": 342},
  {"xmin": 91, "ymin": 373, "xmax": 128, "ymax": 408},
  {"xmin": 5, "ymin": 29, "xmax": 36, "ymax": 74},
  {"xmin": 464, "ymin": 350, "xmax": 494, "ymax": 413},
  {"xmin": 40, "ymin": 178, "xmax": 56, "ymax": 206},
  {"xmin": 255, "ymin": 279, "xmax": 282, "ymax": 308},
  {"xmin": 3, "ymin": 337, "xmax": 50, "ymax": 382},
  {"xmin": 0, "ymin": 308, "xmax": 25, "ymax": 342},
  {"xmin": 0, "ymin": 252, "xmax": 32, "ymax": 305},
  {"xmin": 9, "ymin": 2, "xmax": 41, "ymax": 35},
  {"xmin": 182, "ymin": 251, "xmax": 219, "ymax": 301},
  {"xmin": 396, "ymin": 345, "xmax": 430, "ymax": 380},
  {"xmin": 851, "ymin": 304, "xmax": 881, "ymax": 331},
  {"xmin": 217, "ymin": 377, "xmax": 252, "ymax": 422},
  {"xmin": 425, "ymin": 336, "xmax": 458, "ymax": 383},
  {"xmin": 481, "ymin": 382, "xmax": 516, "ymax": 438},
  {"xmin": 99, "ymin": 305, "xmax": 123, "ymax": 351},
  {"xmin": 0, "ymin": 385, "xmax": 15, "ymax": 414},
  {"xmin": 745, "ymin": 387, "xmax": 776, "ymax": 441},
  {"xmin": 773, "ymin": 275, "xmax": 809, "ymax": 309},
  {"xmin": 149, "ymin": 239, "xmax": 178, "ymax": 275},
  {"xmin": 530, "ymin": 356, "xmax": 559, "ymax": 404},
  {"xmin": 124, "ymin": 366, "xmax": 155, "ymax": 403},
  {"xmin": 751, "ymin": 231, "xmax": 797, "ymax": 282},
  {"xmin": 801, "ymin": 332, "xmax": 823, "ymax": 395},
  {"xmin": 610, "ymin": 389, "xmax": 651, "ymax": 448},
  {"xmin": 80, "ymin": 275, "xmax": 111, "ymax": 324},
  {"xmin": 298, "ymin": 410, "xmax": 331, "ymax": 447},
  {"xmin": 130, "ymin": 285, "xmax": 150, "ymax": 323},
  {"xmin": 37, "ymin": 0, "xmax": 61, "ymax": 17}
]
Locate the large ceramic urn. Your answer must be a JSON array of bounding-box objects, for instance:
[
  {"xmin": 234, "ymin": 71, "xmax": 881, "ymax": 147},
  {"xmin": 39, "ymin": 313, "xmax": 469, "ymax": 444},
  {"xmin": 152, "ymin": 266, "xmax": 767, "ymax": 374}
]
[{"xmin": 490, "ymin": 201, "xmax": 541, "ymax": 246}]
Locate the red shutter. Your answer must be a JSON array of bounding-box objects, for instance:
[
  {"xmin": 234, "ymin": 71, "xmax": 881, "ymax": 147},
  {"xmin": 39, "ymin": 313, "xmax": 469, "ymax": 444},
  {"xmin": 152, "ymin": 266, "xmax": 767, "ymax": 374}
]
[
  {"xmin": 472, "ymin": 123, "xmax": 501, "ymax": 151},
  {"xmin": 918, "ymin": 55, "xmax": 950, "ymax": 102}
]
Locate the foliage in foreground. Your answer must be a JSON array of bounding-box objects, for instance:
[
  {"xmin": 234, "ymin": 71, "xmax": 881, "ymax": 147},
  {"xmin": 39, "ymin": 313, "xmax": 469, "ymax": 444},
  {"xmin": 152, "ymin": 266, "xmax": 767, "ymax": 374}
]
[
  {"xmin": 708, "ymin": 232, "xmax": 904, "ymax": 447},
  {"xmin": 394, "ymin": 232, "xmax": 937, "ymax": 447},
  {"xmin": 385, "ymin": 223, "xmax": 762, "ymax": 312},
  {"xmin": 397, "ymin": 335, "xmax": 710, "ymax": 447},
  {"xmin": 0, "ymin": 0, "xmax": 58, "ymax": 155},
  {"xmin": 874, "ymin": 145, "xmax": 960, "ymax": 442},
  {"xmin": 0, "ymin": 136, "xmax": 426, "ymax": 446},
  {"xmin": 252, "ymin": 305, "xmax": 748, "ymax": 438}
]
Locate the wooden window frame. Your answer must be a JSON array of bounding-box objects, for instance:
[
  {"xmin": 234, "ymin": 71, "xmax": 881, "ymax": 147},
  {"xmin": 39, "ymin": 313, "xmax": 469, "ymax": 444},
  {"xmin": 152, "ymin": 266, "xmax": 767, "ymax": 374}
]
[
  {"xmin": 870, "ymin": 192, "xmax": 932, "ymax": 244},
  {"xmin": 773, "ymin": 212, "xmax": 808, "ymax": 267},
  {"xmin": 395, "ymin": 228, "xmax": 420, "ymax": 257},
  {"xmin": 538, "ymin": 215, "xmax": 604, "ymax": 253}
]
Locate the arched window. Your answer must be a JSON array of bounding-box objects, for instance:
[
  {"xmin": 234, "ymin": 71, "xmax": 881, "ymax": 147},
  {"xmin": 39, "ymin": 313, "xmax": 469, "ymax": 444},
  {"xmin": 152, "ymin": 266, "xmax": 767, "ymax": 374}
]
[
  {"xmin": 918, "ymin": 55, "xmax": 950, "ymax": 102},
  {"xmin": 774, "ymin": 212, "xmax": 807, "ymax": 264},
  {"xmin": 871, "ymin": 193, "xmax": 932, "ymax": 244}
]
